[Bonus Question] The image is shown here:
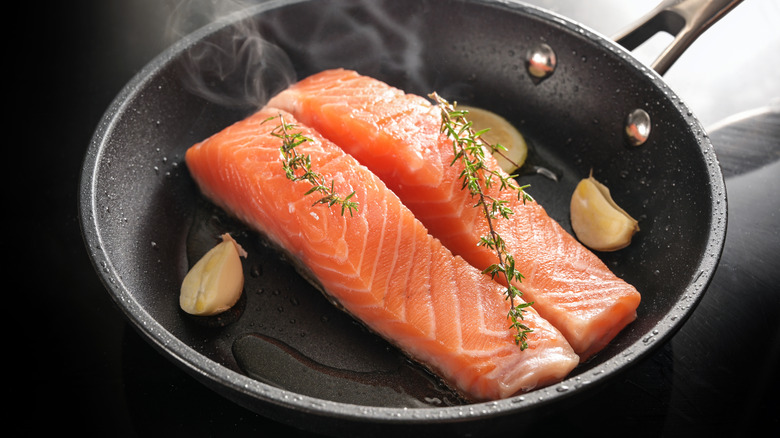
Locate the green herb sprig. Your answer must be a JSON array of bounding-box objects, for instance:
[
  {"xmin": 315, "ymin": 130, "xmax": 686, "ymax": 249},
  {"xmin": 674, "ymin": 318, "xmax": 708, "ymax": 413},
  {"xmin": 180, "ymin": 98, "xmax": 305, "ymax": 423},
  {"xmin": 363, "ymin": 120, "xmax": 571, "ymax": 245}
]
[
  {"xmin": 430, "ymin": 92, "xmax": 534, "ymax": 349},
  {"xmin": 267, "ymin": 114, "xmax": 359, "ymax": 216}
]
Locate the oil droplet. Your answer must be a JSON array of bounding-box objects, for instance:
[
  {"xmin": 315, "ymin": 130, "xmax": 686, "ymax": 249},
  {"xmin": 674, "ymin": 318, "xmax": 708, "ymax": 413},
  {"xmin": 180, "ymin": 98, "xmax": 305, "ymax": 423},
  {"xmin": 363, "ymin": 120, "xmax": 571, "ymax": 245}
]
[{"xmin": 250, "ymin": 265, "xmax": 262, "ymax": 277}]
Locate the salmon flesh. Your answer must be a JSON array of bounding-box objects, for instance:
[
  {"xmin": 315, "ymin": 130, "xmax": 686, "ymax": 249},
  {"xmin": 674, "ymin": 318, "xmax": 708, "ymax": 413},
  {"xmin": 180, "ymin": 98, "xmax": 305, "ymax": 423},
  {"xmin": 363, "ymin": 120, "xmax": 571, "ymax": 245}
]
[
  {"xmin": 267, "ymin": 69, "xmax": 642, "ymax": 360},
  {"xmin": 185, "ymin": 107, "xmax": 579, "ymax": 401}
]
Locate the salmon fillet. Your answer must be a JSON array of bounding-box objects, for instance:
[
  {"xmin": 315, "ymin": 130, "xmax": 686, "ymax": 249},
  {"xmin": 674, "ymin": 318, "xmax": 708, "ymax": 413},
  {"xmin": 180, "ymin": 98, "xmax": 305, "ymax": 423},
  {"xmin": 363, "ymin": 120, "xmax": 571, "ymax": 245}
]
[
  {"xmin": 267, "ymin": 69, "xmax": 641, "ymax": 360},
  {"xmin": 185, "ymin": 107, "xmax": 579, "ymax": 401}
]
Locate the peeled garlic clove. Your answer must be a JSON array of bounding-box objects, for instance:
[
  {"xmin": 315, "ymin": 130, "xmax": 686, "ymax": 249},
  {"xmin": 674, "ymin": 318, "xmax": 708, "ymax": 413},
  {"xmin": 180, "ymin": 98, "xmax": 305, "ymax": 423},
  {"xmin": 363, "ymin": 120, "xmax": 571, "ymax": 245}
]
[
  {"xmin": 570, "ymin": 174, "xmax": 639, "ymax": 252},
  {"xmin": 180, "ymin": 233, "xmax": 247, "ymax": 316},
  {"xmin": 459, "ymin": 105, "xmax": 528, "ymax": 173}
]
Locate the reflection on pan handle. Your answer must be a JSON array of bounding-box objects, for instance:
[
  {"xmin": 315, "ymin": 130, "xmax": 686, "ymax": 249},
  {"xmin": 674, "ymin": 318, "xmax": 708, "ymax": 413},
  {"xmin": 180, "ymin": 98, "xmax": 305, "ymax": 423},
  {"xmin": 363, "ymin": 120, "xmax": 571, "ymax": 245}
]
[{"xmin": 612, "ymin": 0, "xmax": 743, "ymax": 75}]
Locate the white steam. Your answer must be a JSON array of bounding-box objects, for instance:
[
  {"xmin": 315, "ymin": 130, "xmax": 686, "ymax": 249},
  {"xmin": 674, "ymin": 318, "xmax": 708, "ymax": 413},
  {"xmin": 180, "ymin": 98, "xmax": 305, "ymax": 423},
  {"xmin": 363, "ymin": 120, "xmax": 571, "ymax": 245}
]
[
  {"xmin": 167, "ymin": 0, "xmax": 295, "ymax": 109},
  {"xmin": 165, "ymin": 0, "xmax": 431, "ymax": 108}
]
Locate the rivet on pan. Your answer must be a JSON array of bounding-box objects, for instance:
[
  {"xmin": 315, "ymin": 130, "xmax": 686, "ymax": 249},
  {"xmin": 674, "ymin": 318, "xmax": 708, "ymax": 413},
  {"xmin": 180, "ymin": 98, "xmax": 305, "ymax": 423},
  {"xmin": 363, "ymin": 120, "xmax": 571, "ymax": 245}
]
[
  {"xmin": 625, "ymin": 108, "xmax": 651, "ymax": 146},
  {"xmin": 526, "ymin": 43, "xmax": 557, "ymax": 83}
]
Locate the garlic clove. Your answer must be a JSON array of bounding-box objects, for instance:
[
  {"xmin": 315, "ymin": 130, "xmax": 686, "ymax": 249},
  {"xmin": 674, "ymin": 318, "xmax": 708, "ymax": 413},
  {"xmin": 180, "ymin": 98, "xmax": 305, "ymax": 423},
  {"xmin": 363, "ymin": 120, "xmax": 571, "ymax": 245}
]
[
  {"xmin": 180, "ymin": 233, "xmax": 247, "ymax": 316},
  {"xmin": 459, "ymin": 105, "xmax": 528, "ymax": 173},
  {"xmin": 570, "ymin": 174, "xmax": 639, "ymax": 252}
]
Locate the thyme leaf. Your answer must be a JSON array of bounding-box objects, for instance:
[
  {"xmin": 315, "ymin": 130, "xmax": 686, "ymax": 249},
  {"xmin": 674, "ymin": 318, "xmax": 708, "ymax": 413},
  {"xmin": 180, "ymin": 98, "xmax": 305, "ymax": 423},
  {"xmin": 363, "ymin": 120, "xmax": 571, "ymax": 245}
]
[
  {"xmin": 266, "ymin": 114, "xmax": 359, "ymax": 216},
  {"xmin": 430, "ymin": 92, "xmax": 534, "ymax": 349}
]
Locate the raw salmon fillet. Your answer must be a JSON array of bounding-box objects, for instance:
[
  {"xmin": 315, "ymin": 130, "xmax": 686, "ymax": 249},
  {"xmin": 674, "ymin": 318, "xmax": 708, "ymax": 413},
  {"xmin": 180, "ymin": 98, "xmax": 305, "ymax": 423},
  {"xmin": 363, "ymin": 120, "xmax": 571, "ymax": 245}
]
[
  {"xmin": 268, "ymin": 69, "xmax": 641, "ymax": 360},
  {"xmin": 185, "ymin": 107, "xmax": 579, "ymax": 401}
]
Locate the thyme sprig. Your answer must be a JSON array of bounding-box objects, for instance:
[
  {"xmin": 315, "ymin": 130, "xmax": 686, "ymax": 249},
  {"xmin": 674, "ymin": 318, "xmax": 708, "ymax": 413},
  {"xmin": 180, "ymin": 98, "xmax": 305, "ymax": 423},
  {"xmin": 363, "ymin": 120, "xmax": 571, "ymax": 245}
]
[
  {"xmin": 430, "ymin": 92, "xmax": 534, "ymax": 349},
  {"xmin": 267, "ymin": 114, "xmax": 359, "ymax": 216}
]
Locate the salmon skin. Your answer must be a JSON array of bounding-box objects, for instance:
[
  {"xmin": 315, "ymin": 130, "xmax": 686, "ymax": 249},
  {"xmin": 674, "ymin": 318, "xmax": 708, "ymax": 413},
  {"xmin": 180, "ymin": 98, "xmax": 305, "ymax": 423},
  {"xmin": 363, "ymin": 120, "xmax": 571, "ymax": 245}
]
[
  {"xmin": 267, "ymin": 69, "xmax": 641, "ymax": 360},
  {"xmin": 185, "ymin": 107, "xmax": 579, "ymax": 401}
]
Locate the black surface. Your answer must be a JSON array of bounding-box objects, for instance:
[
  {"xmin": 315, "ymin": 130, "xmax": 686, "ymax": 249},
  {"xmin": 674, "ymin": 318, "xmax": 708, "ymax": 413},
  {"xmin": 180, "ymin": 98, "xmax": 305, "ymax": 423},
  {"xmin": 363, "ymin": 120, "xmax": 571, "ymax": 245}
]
[{"xmin": 28, "ymin": 0, "xmax": 778, "ymax": 436}]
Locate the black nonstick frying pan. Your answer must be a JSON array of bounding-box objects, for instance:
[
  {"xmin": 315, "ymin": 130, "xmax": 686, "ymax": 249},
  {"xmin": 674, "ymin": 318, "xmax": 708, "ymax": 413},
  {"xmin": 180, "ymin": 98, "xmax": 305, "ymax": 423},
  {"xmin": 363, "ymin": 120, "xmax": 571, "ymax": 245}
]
[{"xmin": 79, "ymin": 0, "xmax": 734, "ymax": 435}]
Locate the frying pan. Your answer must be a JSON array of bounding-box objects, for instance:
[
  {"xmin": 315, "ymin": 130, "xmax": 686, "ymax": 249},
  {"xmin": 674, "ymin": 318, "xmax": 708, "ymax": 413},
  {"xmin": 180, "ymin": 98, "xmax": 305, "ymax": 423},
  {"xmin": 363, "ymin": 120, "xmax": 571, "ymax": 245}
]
[{"xmin": 79, "ymin": 0, "xmax": 732, "ymax": 435}]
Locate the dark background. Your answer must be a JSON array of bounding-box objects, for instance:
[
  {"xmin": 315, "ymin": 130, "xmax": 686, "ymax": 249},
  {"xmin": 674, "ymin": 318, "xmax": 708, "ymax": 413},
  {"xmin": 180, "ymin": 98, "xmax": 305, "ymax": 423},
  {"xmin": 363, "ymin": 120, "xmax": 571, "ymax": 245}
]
[{"xmin": 24, "ymin": 0, "xmax": 778, "ymax": 436}]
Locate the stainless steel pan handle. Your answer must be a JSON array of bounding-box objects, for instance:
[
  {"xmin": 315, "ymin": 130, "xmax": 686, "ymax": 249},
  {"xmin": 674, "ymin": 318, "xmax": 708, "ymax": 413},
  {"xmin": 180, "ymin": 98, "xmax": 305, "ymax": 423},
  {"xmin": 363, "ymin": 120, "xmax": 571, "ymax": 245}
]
[{"xmin": 613, "ymin": 0, "xmax": 743, "ymax": 75}]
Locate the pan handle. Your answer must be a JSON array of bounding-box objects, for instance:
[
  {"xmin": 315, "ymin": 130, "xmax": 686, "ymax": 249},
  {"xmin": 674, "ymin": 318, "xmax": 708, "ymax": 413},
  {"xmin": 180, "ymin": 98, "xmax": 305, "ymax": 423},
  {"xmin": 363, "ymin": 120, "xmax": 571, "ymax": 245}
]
[{"xmin": 612, "ymin": 0, "xmax": 743, "ymax": 75}]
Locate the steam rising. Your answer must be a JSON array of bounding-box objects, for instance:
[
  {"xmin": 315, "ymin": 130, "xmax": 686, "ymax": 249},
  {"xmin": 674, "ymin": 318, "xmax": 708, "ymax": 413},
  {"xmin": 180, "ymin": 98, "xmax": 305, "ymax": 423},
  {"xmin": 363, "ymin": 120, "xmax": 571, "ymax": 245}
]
[
  {"xmin": 166, "ymin": 0, "xmax": 431, "ymax": 109},
  {"xmin": 168, "ymin": 0, "xmax": 295, "ymax": 109},
  {"xmin": 259, "ymin": 0, "xmax": 428, "ymax": 90}
]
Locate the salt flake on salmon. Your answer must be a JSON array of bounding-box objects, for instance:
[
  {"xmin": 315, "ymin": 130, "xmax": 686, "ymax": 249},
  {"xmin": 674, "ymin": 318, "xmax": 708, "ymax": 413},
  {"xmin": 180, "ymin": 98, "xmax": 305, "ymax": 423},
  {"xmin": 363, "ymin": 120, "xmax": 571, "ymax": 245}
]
[
  {"xmin": 267, "ymin": 68, "xmax": 641, "ymax": 360},
  {"xmin": 185, "ymin": 108, "xmax": 579, "ymax": 401}
]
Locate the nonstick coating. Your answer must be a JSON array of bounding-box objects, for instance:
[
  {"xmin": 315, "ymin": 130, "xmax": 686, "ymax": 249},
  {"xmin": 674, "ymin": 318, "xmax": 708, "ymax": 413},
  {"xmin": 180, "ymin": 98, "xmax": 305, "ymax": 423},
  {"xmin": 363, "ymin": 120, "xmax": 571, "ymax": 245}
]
[{"xmin": 79, "ymin": 0, "xmax": 726, "ymax": 435}]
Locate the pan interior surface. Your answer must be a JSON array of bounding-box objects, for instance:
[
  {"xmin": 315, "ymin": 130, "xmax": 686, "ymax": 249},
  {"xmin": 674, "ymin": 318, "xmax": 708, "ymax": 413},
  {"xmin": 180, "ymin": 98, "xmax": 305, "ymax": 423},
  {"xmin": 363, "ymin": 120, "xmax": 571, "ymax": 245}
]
[{"xmin": 80, "ymin": 0, "xmax": 726, "ymax": 431}]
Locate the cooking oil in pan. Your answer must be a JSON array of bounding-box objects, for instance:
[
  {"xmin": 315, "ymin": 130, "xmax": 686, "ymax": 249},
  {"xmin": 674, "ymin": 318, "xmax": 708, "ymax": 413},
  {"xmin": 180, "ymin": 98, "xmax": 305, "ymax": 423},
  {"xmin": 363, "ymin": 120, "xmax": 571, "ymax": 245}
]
[
  {"xmin": 233, "ymin": 333, "xmax": 463, "ymax": 407},
  {"xmin": 183, "ymin": 198, "xmax": 465, "ymax": 408}
]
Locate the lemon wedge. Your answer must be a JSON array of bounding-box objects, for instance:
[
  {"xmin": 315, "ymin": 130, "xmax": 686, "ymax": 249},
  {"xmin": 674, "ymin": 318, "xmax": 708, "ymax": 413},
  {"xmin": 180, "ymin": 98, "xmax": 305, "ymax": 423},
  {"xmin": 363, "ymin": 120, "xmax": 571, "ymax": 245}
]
[
  {"xmin": 459, "ymin": 105, "xmax": 528, "ymax": 173},
  {"xmin": 570, "ymin": 174, "xmax": 639, "ymax": 252}
]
